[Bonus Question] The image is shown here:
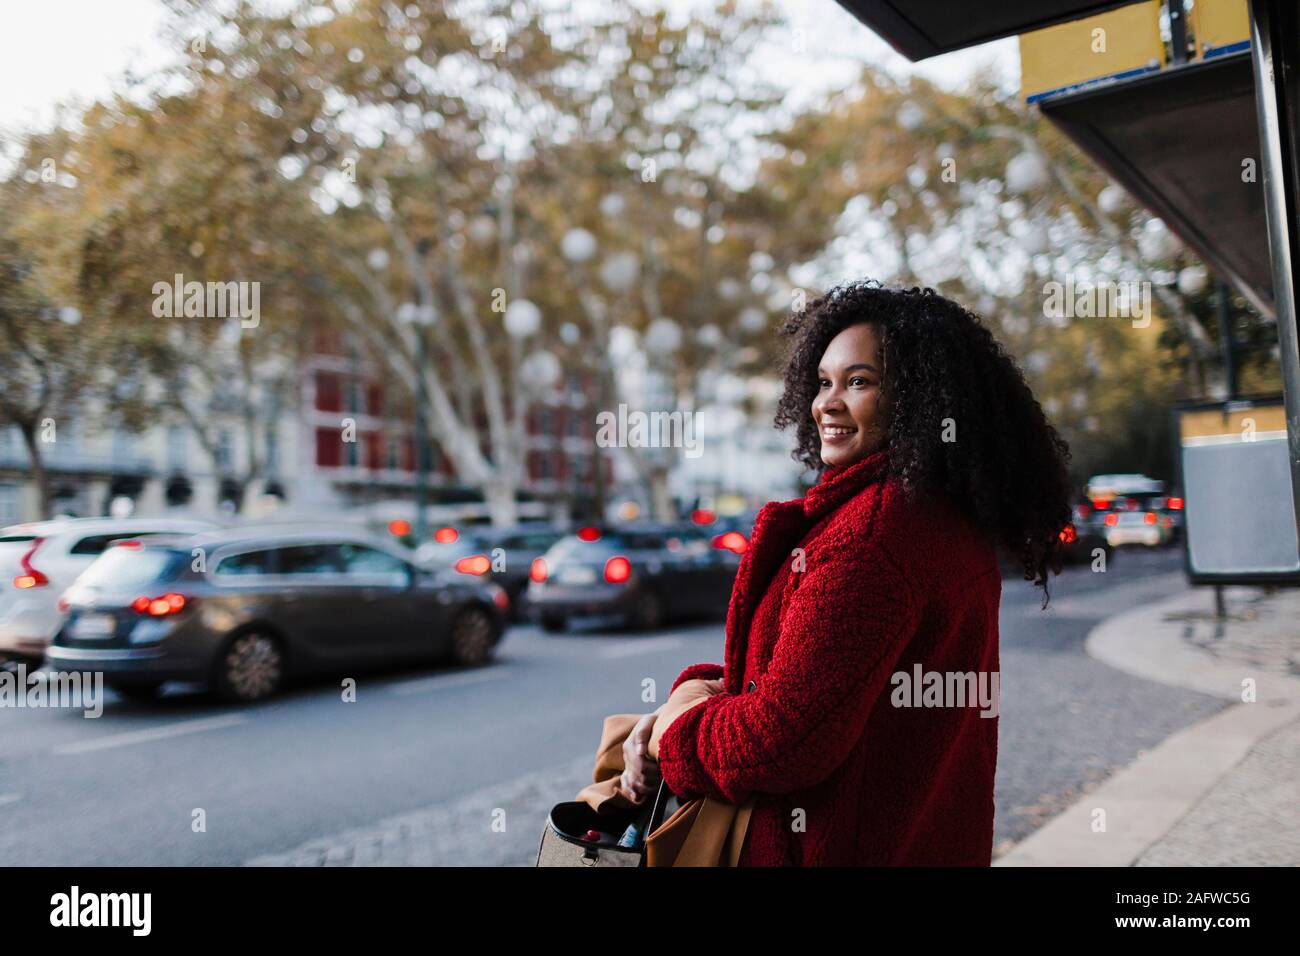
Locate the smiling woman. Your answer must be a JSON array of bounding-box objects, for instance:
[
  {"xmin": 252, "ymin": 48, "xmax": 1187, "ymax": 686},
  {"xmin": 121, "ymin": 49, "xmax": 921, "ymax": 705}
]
[
  {"xmin": 811, "ymin": 322, "xmax": 892, "ymax": 467},
  {"xmin": 776, "ymin": 280, "xmax": 1073, "ymax": 592},
  {"xmin": 635, "ymin": 279, "xmax": 1074, "ymax": 866}
]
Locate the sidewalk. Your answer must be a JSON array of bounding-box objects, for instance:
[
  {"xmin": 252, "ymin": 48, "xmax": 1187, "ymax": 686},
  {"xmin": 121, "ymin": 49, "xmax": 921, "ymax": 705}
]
[{"xmin": 997, "ymin": 584, "xmax": 1300, "ymax": 866}]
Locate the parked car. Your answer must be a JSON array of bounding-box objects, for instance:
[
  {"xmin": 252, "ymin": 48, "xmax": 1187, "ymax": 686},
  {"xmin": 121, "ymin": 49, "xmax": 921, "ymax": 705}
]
[
  {"xmin": 0, "ymin": 516, "xmax": 215, "ymax": 666},
  {"xmin": 526, "ymin": 524, "xmax": 741, "ymax": 632},
  {"xmin": 48, "ymin": 527, "xmax": 507, "ymax": 702},
  {"xmin": 416, "ymin": 524, "xmax": 563, "ymax": 620}
]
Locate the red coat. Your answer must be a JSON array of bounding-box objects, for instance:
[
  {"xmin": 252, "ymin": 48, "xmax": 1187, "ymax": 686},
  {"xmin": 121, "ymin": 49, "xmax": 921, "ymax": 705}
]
[{"xmin": 656, "ymin": 448, "xmax": 1002, "ymax": 866}]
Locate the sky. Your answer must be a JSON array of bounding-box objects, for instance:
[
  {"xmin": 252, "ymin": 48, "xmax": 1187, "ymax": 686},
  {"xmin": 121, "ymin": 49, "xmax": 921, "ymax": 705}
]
[{"xmin": 0, "ymin": 0, "xmax": 1019, "ymax": 138}]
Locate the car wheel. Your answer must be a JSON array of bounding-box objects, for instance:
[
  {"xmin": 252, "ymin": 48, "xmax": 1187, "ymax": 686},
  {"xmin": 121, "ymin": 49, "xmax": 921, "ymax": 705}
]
[
  {"xmin": 540, "ymin": 612, "xmax": 568, "ymax": 633},
  {"xmin": 108, "ymin": 681, "xmax": 163, "ymax": 702},
  {"xmin": 214, "ymin": 630, "xmax": 285, "ymax": 702},
  {"xmin": 629, "ymin": 590, "xmax": 664, "ymax": 631},
  {"xmin": 450, "ymin": 606, "xmax": 496, "ymax": 666}
]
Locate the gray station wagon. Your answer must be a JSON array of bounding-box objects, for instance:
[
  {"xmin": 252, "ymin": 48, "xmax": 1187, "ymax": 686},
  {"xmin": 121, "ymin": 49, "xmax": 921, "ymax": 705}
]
[{"xmin": 47, "ymin": 527, "xmax": 508, "ymax": 702}]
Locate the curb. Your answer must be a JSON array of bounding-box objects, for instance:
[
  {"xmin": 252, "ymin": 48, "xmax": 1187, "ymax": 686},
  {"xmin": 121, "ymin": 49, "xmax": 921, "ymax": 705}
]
[{"xmin": 996, "ymin": 587, "xmax": 1300, "ymax": 866}]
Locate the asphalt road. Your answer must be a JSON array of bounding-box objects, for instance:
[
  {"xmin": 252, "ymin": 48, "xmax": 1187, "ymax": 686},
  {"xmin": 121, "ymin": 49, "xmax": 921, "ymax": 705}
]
[{"xmin": 0, "ymin": 544, "xmax": 1223, "ymax": 865}]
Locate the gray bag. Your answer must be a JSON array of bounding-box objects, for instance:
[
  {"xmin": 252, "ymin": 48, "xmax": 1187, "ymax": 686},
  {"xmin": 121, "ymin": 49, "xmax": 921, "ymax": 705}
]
[{"xmin": 536, "ymin": 782, "xmax": 677, "ymax": 867}]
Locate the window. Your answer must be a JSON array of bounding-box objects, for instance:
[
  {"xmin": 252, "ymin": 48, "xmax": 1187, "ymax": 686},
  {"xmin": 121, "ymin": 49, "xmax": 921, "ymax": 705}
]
[
  {"xmin": 315, "ymin": 372, "xmax": 343, "ymax": 412},
  {"xmin": 315, "ymin": 428, "xmax": 342, "ymax": 468},
  {"xmin": 274, "ymin": 544, "xmax": 345, "ymax": 575},
  {"xmin": 70, "ymin": 532, "xmax": 167, "ymax": 556},
  {"xmin": 0, "ymin": 484, "xmax": 18, "ymax": 524},
  {"xmin": 339, "ymin": 543, "xmax": 410, "ymax": 586},
  {"xmin": 77, "ymin": 548, "xmax": 180, "ymax": 589},
  {"xmin": 214, "ymin": 549, "xmax": 274, "ymax": 576}
]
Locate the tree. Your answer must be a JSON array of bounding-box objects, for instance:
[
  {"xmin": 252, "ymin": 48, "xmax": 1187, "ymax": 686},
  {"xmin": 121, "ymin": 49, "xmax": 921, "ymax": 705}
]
[{"xmin": 0, "ymin": 127, "xmax": 131, "ymax": 518}]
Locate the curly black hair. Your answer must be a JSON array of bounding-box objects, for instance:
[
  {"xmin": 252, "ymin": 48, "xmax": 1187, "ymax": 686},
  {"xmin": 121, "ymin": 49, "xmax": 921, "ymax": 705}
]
[{"xmin": 774, "ymin": 279, "xmax": 1073, "ymax": 601}]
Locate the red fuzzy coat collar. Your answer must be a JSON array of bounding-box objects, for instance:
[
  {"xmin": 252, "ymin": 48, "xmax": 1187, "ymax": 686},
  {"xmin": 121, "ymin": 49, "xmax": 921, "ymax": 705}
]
[{"xmin": 720, "ymin": 448, "xmax": 891, "ymax": 695}]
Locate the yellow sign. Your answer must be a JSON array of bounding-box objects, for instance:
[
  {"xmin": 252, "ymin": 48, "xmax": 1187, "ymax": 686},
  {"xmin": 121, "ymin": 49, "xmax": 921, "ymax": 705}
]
[
  {"xmin": 1020, "ymin": 1, "xmax": 1164, "ymax": 104},
  {"xmin": 1179, "ymin": 404, "xmax": 1288, "ymax": 445},
  {"xmin": 1192, "ymin": 0, "xmax": 1250, "ymax": 60}
]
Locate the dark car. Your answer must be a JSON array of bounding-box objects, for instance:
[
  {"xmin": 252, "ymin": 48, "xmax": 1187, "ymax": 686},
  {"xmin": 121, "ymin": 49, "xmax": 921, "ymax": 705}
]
[
  {"xmin": 47, "ymin": 528, "xmax": 507, "ymax": 702},
  {"xmin": 416, "ymin": 524, "xmax": 563, "ymax": 620},
  {"xmin": 526, "ymin": 524, "xmax": 741, "ymax": 632}
]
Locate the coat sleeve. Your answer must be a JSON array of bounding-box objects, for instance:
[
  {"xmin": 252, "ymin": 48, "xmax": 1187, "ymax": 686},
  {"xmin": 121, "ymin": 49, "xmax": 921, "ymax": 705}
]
[
  {"xmin": 670, "ymin": 662, "xmax": 725, "ymax": 695},
  {"xmin": 655, "ymin": 538, "xmax": 921, "ymax": 805}
]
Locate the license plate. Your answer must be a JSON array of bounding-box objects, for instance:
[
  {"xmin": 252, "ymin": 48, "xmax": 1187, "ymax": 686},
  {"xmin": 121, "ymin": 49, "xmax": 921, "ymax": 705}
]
[
  {"xmin": 557, "ymin": 566, "xmax": 597, "ymax": 585},
  {"xmin": 71, "ymin": 613, "xmax": 117, "ymax": 639}
]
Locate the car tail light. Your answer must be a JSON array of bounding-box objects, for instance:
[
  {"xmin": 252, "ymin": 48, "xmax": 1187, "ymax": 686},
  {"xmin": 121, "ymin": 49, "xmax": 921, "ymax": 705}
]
[
  {"xmin": 455, "ymin": 555, "xmax": 491, "ymax": 576},
  {"xmin": 131, "ymin": 592, "xmax": 190, "ymax": 617},
  {"xmin": 691, "ymin": 509, "xmax": 716, "ymax": 525},
  {"xmin": 1073, "ymin": 503, "xmax": 1092, "ymax": 521},
  {"xmin": 577, "ymin": 526, "xmax": 601, "ymax": 542},
  {"xmin": 529, "ymin": 557, "xmax": 548, "ymax": 583},
  {"xmin": 434, "ymin": 526, "xmax": 459, "ymax": 544},
  {"xmin": 1143, "ymin": 512, "xmax": 1157, "ymax": 525},
  {"xmin": 1104, "ymin": 513, "xmax": 1119, "ymax": 527},
  {"xmin": 713, "ymin": 531, "xmax": 748, "ymax": 554},
  {"xmin": 388, "ymin": 519, "xmax": 412, "ymax": 537},
  {"xmin": 604, "ymin": 556, "xmax": 632, "ymax": 584},
  {"xmin": 111, "ymin": 539, "xmax": 144, "ymax": 549},
  {"xmin": 1059, "ymin": 524, "xmax": 1078, "ymax": 544},
  {"xmin": 1168, "ymin": 497, "xmax": 1184, "ymax": 510},
  {"xmin": 1091, "ymin": 498, "xmax": 1111, "ymax": 510},
  {"xmin": 13, "ymin": 539, "xmax": 49, "ymax": 589},
  {"xmin": 489, "ymin": 584, "xmax": 510, "ymax": 611}
]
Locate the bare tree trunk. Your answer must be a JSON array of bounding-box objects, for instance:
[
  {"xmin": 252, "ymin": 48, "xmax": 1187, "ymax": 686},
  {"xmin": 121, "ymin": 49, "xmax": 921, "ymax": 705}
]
[
  {"xmin": 18, "ymin": 420, "xmax": 51, "ymax": 520},
  {"xmin": 648, "ymin": 466, "xmax": 674, "ymax": 522},
  {"xmin": 482, "ymin": 477, "xmax": 519, "ymax": 527}
]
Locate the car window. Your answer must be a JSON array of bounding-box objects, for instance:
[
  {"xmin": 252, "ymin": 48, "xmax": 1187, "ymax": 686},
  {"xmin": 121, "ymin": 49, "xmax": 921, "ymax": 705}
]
[
  {"xmin": 78, "ymin": 548, "xmax": 182, "ymax": 589},
  {"xmin": 338, "ymin": 543, "xmax": 410, "ymax": 585},
  {"xmin": 69, "ymin": 531, "xmax": 168, "ymax": 556},
  {"xmin": 274, "ymin": 544, "xmax": 346, "ymax": 575},
  {"xmin": 214, "ymin": 549, "xmax": 275, "ymax": 576}
]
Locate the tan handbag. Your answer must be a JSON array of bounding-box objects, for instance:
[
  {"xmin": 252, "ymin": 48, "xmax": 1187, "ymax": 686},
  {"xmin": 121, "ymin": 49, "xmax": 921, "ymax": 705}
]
[{"xmin": 536, "ymin": 713, "xmax": 754, "ymax": 867}]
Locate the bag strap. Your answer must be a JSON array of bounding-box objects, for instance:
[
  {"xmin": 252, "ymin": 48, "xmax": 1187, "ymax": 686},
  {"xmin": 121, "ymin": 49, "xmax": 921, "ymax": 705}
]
[
  {"xmin": 642, "ymin": 778, "xmax": 675, "ymax": 837},
  {"xmin": 726, "ymin": 800, "xmax": 755, "ymax": 867}
]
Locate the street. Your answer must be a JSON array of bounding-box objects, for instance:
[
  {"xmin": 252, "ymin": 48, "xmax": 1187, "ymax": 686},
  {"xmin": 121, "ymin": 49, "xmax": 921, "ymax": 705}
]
[{"xmin": 0, "ymin": 545, "xmax": 1224, "ymax": 866}]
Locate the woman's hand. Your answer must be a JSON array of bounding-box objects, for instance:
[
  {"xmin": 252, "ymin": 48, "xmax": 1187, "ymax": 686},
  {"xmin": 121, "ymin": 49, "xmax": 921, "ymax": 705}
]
[
  {"xmin": 618, "ymin": 710, "xmax": 662, "ymax": 804},
  {"xmin": 648, "ymin": 678, "xmax": 724, "ymax": 761}
]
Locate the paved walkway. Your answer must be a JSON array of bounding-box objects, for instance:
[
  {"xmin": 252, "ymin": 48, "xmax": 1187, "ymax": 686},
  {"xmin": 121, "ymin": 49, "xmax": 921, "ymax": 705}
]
[
  {"xmin": 246, "ymin": 753, "xmax": 592, "ymax": 866},
  {"xmin": 997, "ymin": 585, "xmax": 1300, "ymax": 866}
]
